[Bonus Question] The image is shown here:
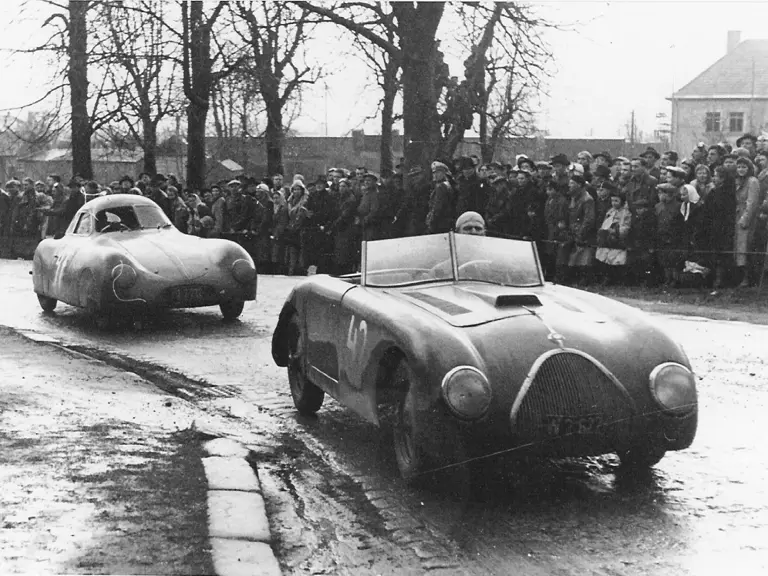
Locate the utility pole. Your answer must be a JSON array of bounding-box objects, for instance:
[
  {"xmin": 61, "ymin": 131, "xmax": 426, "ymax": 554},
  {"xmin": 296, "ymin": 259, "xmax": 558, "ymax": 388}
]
[{"xmin": 631, "ymin": 110, "xmax": 636, "ymax": 144}]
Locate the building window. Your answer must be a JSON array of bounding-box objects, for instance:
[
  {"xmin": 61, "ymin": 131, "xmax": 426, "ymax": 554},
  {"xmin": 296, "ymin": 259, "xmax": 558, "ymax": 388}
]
[
  {"xmin": 729, "ymin": 112, "xmax": 744, "ymax": 133},
  {"xmin": 705, "ymin": 112, "xmax": 721, "ymax": 133}
]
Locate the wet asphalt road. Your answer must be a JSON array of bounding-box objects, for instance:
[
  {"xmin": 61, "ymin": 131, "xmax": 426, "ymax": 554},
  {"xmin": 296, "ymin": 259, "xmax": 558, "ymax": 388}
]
[{"xmin": 1, "ymin": 260, "xmax": 766, "ymax": 575}]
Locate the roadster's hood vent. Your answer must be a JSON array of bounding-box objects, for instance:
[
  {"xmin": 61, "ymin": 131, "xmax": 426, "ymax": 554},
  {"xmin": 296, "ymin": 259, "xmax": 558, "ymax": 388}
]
[{"xmin": 495, "ymin": 294, "xmax": 542, "ymax": 308}]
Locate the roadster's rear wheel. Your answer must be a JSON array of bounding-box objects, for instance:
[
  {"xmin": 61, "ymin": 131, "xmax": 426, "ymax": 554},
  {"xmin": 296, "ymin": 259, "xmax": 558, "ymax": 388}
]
[
  {"xmin": 220, "ymin": 300, "xmax": 245, "ymax": 321},
  {"xmin": 286, "ymin": 316, "xmax": 324, "ymax": 416},
  {"xmin": 392, "ymin": 362, "xmax": 433, "ymax": 484},
  {"xmin": 37, "ymin": 294, "xmax": 57, "ymax": 312},
  {"xmin": 618, "ymin": 445, "xmax": 666, "ymax": 469}
]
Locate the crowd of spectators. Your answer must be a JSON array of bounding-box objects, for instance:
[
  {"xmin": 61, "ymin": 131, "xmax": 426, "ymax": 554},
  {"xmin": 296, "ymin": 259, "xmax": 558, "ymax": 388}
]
[{"xmin": 2, "ymin": 132, "xmax": 768, "ymax": 291}]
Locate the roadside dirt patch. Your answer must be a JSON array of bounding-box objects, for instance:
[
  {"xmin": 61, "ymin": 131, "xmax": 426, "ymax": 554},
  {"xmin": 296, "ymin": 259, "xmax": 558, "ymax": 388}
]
[{"xmin": 0, "ymin": 330, "xmax": 214, "ymax": 575}]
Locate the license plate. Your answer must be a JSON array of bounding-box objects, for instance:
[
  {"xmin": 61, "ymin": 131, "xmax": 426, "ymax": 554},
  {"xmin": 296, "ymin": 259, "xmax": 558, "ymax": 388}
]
[
  {"xmin": 172, "ymin": 286, "xmax": 206, "ymax": 304},
  {"xmin": 545, "ymin": 414, "xmax": 602, "ymax": 437}
]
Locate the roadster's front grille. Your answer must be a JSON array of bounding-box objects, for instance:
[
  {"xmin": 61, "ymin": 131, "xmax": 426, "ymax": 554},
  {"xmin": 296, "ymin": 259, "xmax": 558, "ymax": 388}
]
[{"xmin": 512, "ymin": 351, "xmax": 635, "ymax": 456}]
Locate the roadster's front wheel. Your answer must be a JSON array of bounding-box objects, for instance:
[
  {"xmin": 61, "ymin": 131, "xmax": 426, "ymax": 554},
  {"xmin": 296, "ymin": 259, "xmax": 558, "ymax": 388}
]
[
  {"xmin": 220, "ymin": 300, "xmax": 245, "ymax": 321},
  {"xmin": 286, "ymin": 316, "xmax": 324, "ymax": 416},
  {"xmin": 37, "ymin": 294, "xmax": 57, "ymax": 312},
  {"xmin": 618, "ymin": 445, "xmax": 666, "ymax": 469},
  {"xmin": 392, "ymin": 362, "xmax": 433, "ymax": 484}
]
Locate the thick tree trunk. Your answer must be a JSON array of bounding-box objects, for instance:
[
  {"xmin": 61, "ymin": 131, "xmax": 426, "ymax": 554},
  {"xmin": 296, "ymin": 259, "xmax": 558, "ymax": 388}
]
[
  {"xmin": 68, "ymin": 1, "xmax": 92, "ymax": 179},
  {"xmin": 187, "ymin": 103, "xmax": 207, "ymax": 188},
  {"xmin": 183, "ymin": 1, "xmax": 212, "ymax": 190},
  {"xmin": 379, "ymin": 59, "xmax": 398, "ymax": 173},
  {"xmin": 393, "ymin": 3, "xmax": 444, "ymax": 176},
  {"xmin": 265, "ymin": 99, "xmax": 284, "ymax": 177},
  {"xmin": 142, "ymin": 118, "xmax": 157, "ymax": 176}
]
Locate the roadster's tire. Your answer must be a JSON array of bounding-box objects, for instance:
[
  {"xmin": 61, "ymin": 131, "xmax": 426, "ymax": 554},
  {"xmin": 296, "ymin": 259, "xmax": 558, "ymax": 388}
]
[
  {"xmin": 392, "ymin": 362, "xmax": 433, "ymax": 485},
  {"xmin": 618, "ymin": 445, "xmax": 666, "ymax": 469},
  {"xmin": 37, "ymin": 294, "xmax": 57, "ymax": 312},
  {"xmin": 286, "ymin": 316, "xmax": 324, "ymax": 416},
  {"xmin": 220, "ymin": 300, "xmax": 245, "ymax": 321}
]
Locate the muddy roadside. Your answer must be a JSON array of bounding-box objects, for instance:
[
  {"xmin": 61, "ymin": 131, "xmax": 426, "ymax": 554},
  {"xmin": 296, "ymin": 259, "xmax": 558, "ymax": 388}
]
[{"xmin": 0, "ymin": 326, "xmax": 215, "ymax": 575}]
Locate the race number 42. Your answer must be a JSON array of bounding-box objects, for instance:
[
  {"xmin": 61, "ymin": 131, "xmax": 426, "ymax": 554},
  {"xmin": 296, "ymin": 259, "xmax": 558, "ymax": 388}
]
[{"xmin": 346, "ymin": 315, "xmax": 368, "ymax": 363}]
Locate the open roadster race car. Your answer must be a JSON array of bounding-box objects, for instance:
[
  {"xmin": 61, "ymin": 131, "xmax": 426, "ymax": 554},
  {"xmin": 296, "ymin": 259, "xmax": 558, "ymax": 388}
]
[
  {"xmin": 272, "ymin": 232, "xmax": 698, "ymax": 484},
  {"xmin": 32, "ymin": 194, "xmax": 256, "ymax": 326}
]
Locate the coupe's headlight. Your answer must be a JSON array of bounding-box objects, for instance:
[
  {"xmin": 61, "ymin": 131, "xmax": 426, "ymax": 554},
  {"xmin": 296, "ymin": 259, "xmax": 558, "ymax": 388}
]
[
  {"xmin": 441, "ymin": 366, "xmax": 492, "ymax": 420},
  {"xmin": 649, "ymin": 362, "xmax": 697, "ymax": 413},
  {"xmin": 232, "ymin": 258, "xmax": 256, "ymax": 283},
  {"xmin": 112, "ymin": 263, "xmax": 137, "ymax": 289}
]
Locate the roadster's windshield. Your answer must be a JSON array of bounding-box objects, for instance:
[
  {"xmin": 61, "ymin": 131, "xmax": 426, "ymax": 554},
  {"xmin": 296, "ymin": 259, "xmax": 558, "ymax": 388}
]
[{"xmin": 363, "ymin": 233, "xmax": 542, "ymax": 287}]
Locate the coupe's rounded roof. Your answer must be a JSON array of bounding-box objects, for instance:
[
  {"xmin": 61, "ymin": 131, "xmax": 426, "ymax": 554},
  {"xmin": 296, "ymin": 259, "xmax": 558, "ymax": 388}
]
[{"xmin": 82, "ymin": 193, "xmax": 160, "ymax": 212}]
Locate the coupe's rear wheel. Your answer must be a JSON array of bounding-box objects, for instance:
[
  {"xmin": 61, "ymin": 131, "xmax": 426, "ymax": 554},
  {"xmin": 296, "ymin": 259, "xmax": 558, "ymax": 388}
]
[
  {"xmin": 220, "ymin": 300, "xmax": 245, "ymax": 321},
  {"xmin": 392, "ymin": 362, "xmax": 432, "ymax": 484},
  {"xmin": 37, "ymin": 294, "xmax": 57, "ymax": 312},
  {"xmin": 618, "ymin": 445, "xmax": 666, "ymax": 469},
  {"xmin": 286, "ymin": 316, "xmax": 324, "ymax": 416}
]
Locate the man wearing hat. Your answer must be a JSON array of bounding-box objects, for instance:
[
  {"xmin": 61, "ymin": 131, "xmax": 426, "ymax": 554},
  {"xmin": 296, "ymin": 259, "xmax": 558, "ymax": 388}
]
[
  {"xmin": 561, "ymin": 173, "xmax": 596, "ymax": 286},
  {"xmin": 455, "ymin": 156, "xmax": 488, "ymax": 217},
  {"xmin": 147, "ymin": 174, "xmax": 171, "ymax": 217},
  {"xmin": 641, "ymin": 147, "xmax": 661, "ymax": 180},
  {"xmin": 358, "ymin": 172, "xmax": 381, "ymax": 242},
  {"xmin": 736, "ymin": 133, "xmax": 757, "ymax": 159},
  {"xmin": 300, "ymin": 173, "xmax": 336, "ymax": 273},
  {"xmin": 393, "ymin": 165, "xmax": 431, "ymax": 237},
  {"xmin": 594, "ymin": 151, "xmax": 612, "ymax": 168},
  {"xmin": 661, "ymin": 150, "xmax": 679, "ymax": 168},
  {"xmin": 426, "ymin": 161, "xmax": 456, "ymax": 234},
  {"xmin": 248, "ymin": 182, "xmax": 275, "ymax": 272}
]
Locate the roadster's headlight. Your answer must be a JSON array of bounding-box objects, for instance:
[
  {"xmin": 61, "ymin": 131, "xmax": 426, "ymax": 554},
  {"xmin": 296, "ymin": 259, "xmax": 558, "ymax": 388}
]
[
  {"xmin": 232, "ymin": 258, "xmax": 256, "ymax": 283},
  {"xmin": 112, "ymin": 263, "xmax": 137, "ymax": 289},
  {"xmin": 441, "ymin": 366, "xmax": 492, "ymax": 420},
  {"xmin": 649, "ymin": 362, "xmax": 697, "ymax": 413}
]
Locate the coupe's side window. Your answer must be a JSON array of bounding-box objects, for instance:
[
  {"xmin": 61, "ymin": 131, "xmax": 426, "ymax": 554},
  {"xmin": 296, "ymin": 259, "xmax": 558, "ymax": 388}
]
[{"xmin": 73, "ymin": 213, "xmax": 93, "ymax": 235}]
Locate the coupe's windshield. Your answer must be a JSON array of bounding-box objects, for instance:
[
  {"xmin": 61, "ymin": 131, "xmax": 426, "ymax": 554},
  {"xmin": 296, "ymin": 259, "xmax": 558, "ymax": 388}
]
[
  {"xmin": 363, "ymin": 233, "xmax": 542, "ymax": 287},
  {"xmin": 94, "ymin": 204, "xmax": 171, "ymax": 233}
]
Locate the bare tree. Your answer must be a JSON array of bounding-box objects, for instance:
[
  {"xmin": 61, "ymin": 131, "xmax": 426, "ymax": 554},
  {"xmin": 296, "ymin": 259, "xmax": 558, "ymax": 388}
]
[
  {"xmin": 293, "ymin": 2, "xmax": 551, "ymax": 176},
  {"xmin": 232, "ymin": 1, "xmax": 320, "ymax": 176},
  {"xmin": 95, "ymin": 0, "xmax": 184, "ymax": 175}
]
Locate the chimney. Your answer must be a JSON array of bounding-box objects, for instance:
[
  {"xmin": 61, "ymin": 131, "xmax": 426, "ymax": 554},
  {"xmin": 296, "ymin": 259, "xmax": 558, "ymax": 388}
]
[{"xmin": 727, "ymin": 30, "xmax": 741, "ymax": 53}]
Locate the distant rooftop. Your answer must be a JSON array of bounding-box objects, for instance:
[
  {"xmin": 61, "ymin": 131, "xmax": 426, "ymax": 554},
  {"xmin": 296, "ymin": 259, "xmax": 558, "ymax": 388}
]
[{"xmin": 670, "ymin": 38, "xmax": 768, "ymax": 99}]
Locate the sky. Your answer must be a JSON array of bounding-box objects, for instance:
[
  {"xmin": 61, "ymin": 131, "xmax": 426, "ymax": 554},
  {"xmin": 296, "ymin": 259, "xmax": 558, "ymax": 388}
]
[{"xmin": 2, "ymin": 1, "xmax": 768, "ymax": 140}]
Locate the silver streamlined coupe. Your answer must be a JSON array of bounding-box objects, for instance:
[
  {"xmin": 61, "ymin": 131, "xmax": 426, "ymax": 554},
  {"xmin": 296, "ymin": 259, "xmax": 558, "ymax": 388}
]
[
  {"xmin": 33, "ymin": 194, "xmax": 257, "ymax": 326},
  {"xmin": 272, "ymin": 232, "xmax": 698, "ymax": 484}
]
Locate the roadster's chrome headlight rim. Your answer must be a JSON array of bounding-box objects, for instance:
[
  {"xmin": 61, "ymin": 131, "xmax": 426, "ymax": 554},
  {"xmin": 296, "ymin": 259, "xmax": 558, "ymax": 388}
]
[
  {"xmin": 649, "ymin": 362, "xmax": 697, "ymax": 414},
  {"xmin": 441, "ymin": 366, "xmax": 492, "ymax": 420}
]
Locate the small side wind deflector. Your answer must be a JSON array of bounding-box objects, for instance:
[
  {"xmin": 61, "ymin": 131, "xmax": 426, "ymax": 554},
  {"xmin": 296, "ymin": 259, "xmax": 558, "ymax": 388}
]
[{"xmin": 495, "ymin": 294, "xmax": 542, "ymax": 308}]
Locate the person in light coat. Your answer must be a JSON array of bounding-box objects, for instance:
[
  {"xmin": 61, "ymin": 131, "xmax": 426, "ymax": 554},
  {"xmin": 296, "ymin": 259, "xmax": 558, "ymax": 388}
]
[
  {"xmin": 733, "ymin": 156, "xmax": 760, "ymax": 287},
  {"xmin": 595, "ymin": 189, "xmax": 631, "ymax": 285}
]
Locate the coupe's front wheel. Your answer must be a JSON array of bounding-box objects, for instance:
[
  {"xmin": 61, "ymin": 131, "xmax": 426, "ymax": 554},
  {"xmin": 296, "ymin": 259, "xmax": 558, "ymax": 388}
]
[
  {"xmin": 618, "ymin": 445, "xmax": 666, "ymax": 469},
  {"xmin": 392, "ymin": 363, "xmax": 432, "ymax": 484},
  {"xmin": 220, "ymin": 300, "xmax": 245, "ymax": 321},
  {"xmin": 286, "ymin": 316, "xmax": 324, "ymax": 416},
  {"xmin": 37, "ymin": 294, "xmax": 57, "ymax": 312}
]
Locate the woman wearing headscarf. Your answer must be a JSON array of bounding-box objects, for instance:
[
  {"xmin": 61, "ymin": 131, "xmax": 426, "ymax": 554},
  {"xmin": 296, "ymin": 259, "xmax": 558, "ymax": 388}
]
[{"xmin": 733, "ymin": 156, "xmax": 760, "ymax": 287}]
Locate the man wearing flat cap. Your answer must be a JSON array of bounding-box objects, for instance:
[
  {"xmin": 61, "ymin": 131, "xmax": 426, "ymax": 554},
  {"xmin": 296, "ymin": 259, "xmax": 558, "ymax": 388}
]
[
  {"xmin": 594, "ymin": 151, "xmax": 612, "ymax": 168},
  {"xmin": 736, "ymin": 133, "xmax": 757, "ymax": 159},
  {"xmin": 148, "ymin": 174, "xmax": 171, "ymax": 218},
  {"xmin": 426, "ymin": 162, "xmax": 456, "ymax": 234},
  {"xmin": 560, "ymin": 173, "xmax": 596, "ymax": 285},
  {"xmin": 455, "ymin": 156, "xmax": 489, "ymax": 217},
  {"xmin": 641, "ymin": 147, "xmax": 661, "ymax": 180}
]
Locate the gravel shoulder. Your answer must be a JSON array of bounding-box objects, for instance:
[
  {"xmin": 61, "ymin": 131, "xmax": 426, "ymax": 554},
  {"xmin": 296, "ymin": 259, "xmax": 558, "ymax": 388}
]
[{"xmin": 0, "ymin": 326, "xmax": 214, "ymax": 575}]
